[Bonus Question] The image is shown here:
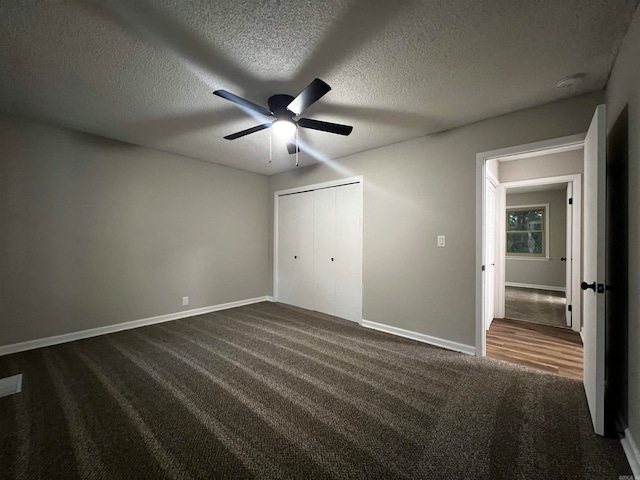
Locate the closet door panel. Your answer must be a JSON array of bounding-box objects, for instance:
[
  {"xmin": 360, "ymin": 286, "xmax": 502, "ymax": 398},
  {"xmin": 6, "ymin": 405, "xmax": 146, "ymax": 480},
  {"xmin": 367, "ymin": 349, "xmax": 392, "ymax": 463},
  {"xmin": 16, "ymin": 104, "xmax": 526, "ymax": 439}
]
[
  {"xmin": 313, "ymin": 188, "xmax": 336, "ymax": 315},
  {"xmin": 277, "ymin": 191, "xmax": 314, "ymax": 309},
  {"xmin": 334, "ymin": 183, "xmax": 363, "ymax": 322}
]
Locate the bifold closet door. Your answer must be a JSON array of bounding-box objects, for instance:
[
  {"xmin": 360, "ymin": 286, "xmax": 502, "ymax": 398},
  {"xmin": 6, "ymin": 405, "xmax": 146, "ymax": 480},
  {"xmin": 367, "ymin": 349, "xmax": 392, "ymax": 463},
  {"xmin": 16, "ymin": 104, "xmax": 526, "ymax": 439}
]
[
  {"xmin": 313, "ymin": 188, "xmax": 336, "ymax": 315},
  {"xmin": 334, "ymin": 183, "xmax": 362, "ymax": 322},
  {"xmin": 277, "ymin": 191, "xmax": 314, "ymax": 310}
]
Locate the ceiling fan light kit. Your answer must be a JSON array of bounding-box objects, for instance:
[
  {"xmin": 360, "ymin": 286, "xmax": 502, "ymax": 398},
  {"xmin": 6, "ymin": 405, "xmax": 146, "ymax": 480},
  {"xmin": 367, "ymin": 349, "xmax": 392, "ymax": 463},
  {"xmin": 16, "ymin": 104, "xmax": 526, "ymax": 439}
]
[
  {"xmin": 272, "ymin": 119, "xmax": 296, "ymax": 139},
  {"xmin": 213, "ymin": 78, "xmax": 353, "ymax": 163}
]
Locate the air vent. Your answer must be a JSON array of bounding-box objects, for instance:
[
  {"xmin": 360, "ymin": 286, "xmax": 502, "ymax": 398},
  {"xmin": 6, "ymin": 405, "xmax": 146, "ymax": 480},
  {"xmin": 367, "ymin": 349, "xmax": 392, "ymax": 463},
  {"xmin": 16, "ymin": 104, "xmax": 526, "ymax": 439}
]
[{"xmin": 0, "ymin": 374, "xmax": 23, "ymax": 398}]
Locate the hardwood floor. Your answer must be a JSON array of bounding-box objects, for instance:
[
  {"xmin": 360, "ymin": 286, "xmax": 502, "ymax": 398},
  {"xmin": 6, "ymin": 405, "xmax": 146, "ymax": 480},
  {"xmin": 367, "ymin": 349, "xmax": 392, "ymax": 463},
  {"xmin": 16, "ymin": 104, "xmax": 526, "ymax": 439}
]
[{"xmin": 487, "ymin": 318, "xmax": 583, "ymax": 381}]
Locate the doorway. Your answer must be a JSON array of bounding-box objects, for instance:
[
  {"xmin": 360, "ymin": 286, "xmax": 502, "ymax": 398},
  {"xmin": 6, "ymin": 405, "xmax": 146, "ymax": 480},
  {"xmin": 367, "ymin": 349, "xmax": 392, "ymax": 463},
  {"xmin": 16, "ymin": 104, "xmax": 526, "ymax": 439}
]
[
  {"xmin": 502, "ymin": 182, "xmax": 571, "ymax": 330},
  {"xmin": 475, "ymin": 135, "xmax": 585, "ymax": 380}
]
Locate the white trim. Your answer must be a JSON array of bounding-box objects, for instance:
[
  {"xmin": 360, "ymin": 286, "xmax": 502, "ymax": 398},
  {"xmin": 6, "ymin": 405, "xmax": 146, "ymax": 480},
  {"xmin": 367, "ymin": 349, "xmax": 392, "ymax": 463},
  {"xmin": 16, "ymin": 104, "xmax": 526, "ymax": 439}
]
[
  {"xmin": 476, "ymin": 136, "xmax": 585, "ymax": 357},
  {"xmin": 361, "ymin": 319, "xmax": 475, "ymax": 356},
  {"xmin": 505, "ymin": 282, "xmax": 565, "ymax": 292},
  {"xmin": 505, "ymin": 257, "xmax": 552, "ymax": 261},
  {"xmin": 496, "ymin": 140, "xmax": 584, "ymax": 162},
  {"xmin": 0, "ymin": 374, "xmax": 23, "ymax": 398},
  {"xmin": 486, "ymin": 169, "xmax": 499, "ymax": 188},
  {"xmin": 621, "ymin": 427, "xmax": 640, "ymax": 478},
  {"xmin": 502, "ymin": 175, "xmax": 582, "ymax": 188},
  {"xmin": 481, "ymin": 133, "xmax": 585, "ymax": 163},
  {"xmin": 0, "ymin": 296, "xmax": 274, "ymax": 357},
  {"xmin": 273, "ymin": 176, "xmax": 364, "ymax": 197}
]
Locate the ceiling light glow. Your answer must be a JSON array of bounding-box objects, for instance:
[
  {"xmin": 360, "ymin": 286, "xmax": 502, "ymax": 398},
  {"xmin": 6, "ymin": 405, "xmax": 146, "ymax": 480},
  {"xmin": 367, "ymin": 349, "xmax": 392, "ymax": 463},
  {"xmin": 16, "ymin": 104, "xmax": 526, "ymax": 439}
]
[{"xmin": 272, "ymin": 120, "xmax": 296, "ymax": 139}]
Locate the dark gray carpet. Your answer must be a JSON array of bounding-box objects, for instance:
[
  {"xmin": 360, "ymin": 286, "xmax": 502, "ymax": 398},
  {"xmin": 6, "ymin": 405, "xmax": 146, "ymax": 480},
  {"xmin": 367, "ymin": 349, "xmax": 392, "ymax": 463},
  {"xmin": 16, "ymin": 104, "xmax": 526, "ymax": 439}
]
[
  {"xmin": 0, "ymin": 302, "xmax": 630, "ymax": 479},
  {"xmin": 505, "ymin": 286, "xmax": 567, "ymax": 328}
]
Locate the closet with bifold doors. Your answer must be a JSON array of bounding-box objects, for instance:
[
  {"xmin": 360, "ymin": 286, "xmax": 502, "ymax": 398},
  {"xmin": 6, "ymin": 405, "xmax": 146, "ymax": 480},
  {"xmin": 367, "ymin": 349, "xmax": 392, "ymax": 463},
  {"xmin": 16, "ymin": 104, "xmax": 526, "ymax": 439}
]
[{"xmin": 275, "ymin": 179, "xmax": 363, "ymax": 322}]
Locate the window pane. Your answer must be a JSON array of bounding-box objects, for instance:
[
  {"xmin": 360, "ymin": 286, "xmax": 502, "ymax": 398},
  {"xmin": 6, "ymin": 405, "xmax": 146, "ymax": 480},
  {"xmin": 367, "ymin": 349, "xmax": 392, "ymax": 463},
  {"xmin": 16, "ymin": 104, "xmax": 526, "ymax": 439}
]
[
  {"xmin": 507, "ymin": 209, "xmax": 544, "ymax": 232},
  {"xmin": 506, "ymin": 232, "xmax": 543, "ymax": 254}
]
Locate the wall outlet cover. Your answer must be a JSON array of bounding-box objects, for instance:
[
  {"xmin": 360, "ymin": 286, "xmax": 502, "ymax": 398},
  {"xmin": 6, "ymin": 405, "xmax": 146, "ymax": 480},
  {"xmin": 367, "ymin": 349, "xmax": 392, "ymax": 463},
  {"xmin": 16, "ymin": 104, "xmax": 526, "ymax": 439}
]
[
  {"xmin": 437, "ymin": 235, "xmax": 446, "ymax": 247},
  {"xmin": 182, "ymin": 296, "xmax": 189, "ymax": 306}
]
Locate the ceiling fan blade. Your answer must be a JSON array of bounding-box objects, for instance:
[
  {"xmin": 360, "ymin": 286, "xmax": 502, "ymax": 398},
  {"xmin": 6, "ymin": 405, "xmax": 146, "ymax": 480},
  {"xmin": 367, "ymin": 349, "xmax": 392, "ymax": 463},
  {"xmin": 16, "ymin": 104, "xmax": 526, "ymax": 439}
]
[
  {"xmin": 298, "ymin": 118, "xmax": 353, "ymax": 136},
  {"xmin": 287, "ymin": 78, "xmax": 331, "ymax": 115},
  {"xmin": 286, "ymin": 141, "xmax": 300, "ymax": 155},
  {"xmin": 223, "ymin": 123, "xmax": 272, "ymax": 140},
  {"xmin": 213, "ymin": 90, "xmax": 273, "ymax": 118}
]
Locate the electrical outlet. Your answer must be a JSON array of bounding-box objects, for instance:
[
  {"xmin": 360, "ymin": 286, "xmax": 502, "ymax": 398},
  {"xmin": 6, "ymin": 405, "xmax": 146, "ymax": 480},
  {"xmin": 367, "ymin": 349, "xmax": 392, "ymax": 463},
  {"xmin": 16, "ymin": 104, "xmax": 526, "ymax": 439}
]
[
  {"xmin": 437, "ymin": 235, "xmax": 446, "ymax": 247},
  {"xmin": 182, "ymin": 296, "xmax": 189, "ymax": 306}
]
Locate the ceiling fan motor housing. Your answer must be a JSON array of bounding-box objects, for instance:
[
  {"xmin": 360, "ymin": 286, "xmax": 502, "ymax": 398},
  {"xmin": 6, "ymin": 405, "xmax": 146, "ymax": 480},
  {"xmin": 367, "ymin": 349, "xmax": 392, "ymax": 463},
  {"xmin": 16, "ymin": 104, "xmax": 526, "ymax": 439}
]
[{"xmin": 268, "ymin": 94, "xmax": 296, "ymax": 119}]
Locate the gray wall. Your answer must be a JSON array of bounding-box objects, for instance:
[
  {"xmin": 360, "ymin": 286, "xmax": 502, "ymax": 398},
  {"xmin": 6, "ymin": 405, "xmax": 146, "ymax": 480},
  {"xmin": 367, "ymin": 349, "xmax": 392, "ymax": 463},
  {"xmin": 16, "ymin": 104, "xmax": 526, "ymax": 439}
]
[
  {"xmin": 605, "ymin": 3, "xmax": 640, "ymax": 460},
  {"xmin": 0, "ymin": 114, "xmax": 270, "ymax": 346},
  {"xmin": 499, "ymin": 149, "xmax": 583, "ymax": 183},
  {"xmin": 505, "ymin": 190, "xmax": 567, "ymax": 288},
  {"xmin": 270, "ymin": 91, "xmax": 603, "ymax": 347}
]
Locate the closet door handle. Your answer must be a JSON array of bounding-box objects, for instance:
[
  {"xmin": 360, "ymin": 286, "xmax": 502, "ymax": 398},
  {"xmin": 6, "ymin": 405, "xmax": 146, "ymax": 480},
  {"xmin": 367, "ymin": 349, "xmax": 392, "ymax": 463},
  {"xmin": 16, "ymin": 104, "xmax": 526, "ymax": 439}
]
[
  {"xmin": 331, "ymin": 258, "xmax": 334, "ymax": 261},
  {"xmin": 294, "ymin": 255, "xmax": 297, "ymax": 259}
]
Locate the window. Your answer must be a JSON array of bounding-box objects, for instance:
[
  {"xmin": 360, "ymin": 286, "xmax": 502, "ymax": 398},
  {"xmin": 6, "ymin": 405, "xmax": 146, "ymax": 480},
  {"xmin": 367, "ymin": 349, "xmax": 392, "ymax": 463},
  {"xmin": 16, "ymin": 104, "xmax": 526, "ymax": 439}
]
[{"xmin": 506, "ymin": 205, "xmax": 547, "ymax": 257}]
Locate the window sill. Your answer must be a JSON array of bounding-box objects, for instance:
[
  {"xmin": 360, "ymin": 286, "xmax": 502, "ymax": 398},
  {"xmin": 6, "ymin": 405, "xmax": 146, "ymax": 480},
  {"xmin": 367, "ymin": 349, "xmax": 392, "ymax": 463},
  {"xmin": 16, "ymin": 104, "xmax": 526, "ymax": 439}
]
[{"xmin": 506, "ymin": 256, "xmax": 551, "ymax": 262}]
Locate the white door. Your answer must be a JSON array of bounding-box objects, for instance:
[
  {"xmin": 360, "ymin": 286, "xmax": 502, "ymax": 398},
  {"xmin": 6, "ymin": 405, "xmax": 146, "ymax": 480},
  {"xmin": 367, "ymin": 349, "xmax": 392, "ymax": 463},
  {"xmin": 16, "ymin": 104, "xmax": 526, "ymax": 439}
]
[
  {"xmin": 334, "ymin": 183, "xmax": 363, "ymax": 322},
  {"xmin": 277, "ymin": 191, "xmax": 315, "ymax": 310},
  {"xmin": 565, "ymin": 182, "xmax": 573, "ymax": 327},
  {"xmin": 485, "ymin": 179, "xmax": 497, "ymax": 330},
  {"xmin": 582, "ymin": 104, "xmax": 606, "ymax": 435},
  {"xmin": 313, "ymin": 188, "xmax": 336, "ymax": 315}
]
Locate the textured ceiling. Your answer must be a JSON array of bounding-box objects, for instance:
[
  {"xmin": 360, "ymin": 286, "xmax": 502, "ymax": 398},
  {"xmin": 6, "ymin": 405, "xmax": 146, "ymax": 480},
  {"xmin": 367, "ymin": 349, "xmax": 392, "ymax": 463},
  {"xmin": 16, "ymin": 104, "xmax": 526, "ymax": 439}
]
[{"xmin": 0, "ymin": 0, "xmax": 637, "ymax": 175}]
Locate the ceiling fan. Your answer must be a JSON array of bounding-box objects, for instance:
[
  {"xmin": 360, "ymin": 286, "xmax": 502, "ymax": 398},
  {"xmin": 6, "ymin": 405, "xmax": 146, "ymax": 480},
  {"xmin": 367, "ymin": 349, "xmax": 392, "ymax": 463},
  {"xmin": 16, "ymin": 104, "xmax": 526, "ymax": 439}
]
[{"xmin": 213, "ymin": 78, "xmax": 353, "ymax": 154}]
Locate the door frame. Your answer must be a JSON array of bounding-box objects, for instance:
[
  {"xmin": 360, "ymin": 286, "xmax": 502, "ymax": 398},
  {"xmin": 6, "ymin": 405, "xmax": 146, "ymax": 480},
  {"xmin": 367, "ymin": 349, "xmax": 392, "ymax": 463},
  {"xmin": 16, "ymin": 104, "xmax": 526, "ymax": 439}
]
[
  {"xmin": 273, "ymin": 175, "xmax": 364, "ymax": 304},
  {"xmin": 498, "ymin": 174, "xmax": 582, "ymax": 333},
  {"xmin": 475, "ymin": 134, "xmax": 585, "ymax": 356}
]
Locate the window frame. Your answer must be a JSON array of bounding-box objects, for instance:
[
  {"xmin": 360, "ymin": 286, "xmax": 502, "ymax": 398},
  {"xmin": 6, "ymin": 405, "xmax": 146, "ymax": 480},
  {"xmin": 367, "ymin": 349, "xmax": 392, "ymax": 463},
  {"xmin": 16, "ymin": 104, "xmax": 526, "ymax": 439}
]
[{"xmin": 505, "ymin": 203, "xmax": 550, "ymax": 260}]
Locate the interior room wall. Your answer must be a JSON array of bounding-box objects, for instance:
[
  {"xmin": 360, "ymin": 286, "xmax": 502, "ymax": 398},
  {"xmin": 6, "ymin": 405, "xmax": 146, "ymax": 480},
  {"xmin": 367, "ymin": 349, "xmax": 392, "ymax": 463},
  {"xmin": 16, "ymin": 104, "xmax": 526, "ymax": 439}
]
[
  {"xmin": 0, "ymin": 113, "xmax": 270, "ymax": 347},
  {"xmin": 269, "ymin": 91, "xmax": 603, "ymax": 348},
  {"xmin": 498, "ymin": 149, "xmax": 583, "ymax": 183},
  {"xmin": 505, "ymin": 190, "xmax": 567, "ymax": 289},
  {"xmin": 605, "ymin": 3, "xmax": 640, "ymax": 464}
]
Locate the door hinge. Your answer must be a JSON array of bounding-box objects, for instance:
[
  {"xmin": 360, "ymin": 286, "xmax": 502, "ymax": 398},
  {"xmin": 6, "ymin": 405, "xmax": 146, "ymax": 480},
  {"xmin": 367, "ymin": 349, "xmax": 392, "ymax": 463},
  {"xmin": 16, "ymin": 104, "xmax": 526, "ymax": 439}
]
[
  {"xmin": 568, "ymin": 304, "xmax": 572, "ymax": 312},
  {"xmin": 568, "ymin": 197, "xmax": 573, "ymax": 205},
  {"xmin": 481, "ymin": 265, "xmax": 485, "ymax": 271},
  {"xmin": 597, "ymin": 283, "xmax": 605, "ymax": 293}
]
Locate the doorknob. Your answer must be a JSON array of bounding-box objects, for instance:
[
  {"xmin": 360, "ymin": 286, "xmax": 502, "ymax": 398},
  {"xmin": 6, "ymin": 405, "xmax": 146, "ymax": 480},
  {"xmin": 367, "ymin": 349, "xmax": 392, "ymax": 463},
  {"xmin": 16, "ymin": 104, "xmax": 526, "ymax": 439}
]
[
  {"xmin": 331, "ymin": 258, "xmax": 334, "ymax": 262},
  {"xmin": 581, "ymin": 281, "xmax": 596, "ymax": 291},
  {"xmin": 561, "ymin": 257, "xmax": 567, "ymax": 261}
]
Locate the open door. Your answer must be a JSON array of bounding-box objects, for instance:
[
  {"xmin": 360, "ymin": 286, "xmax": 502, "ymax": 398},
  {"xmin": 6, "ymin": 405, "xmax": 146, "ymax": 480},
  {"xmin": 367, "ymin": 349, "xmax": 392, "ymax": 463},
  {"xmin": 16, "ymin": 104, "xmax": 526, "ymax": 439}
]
[
  {"xmin": 485, "ymin": 177, "xmax": 497, "ymax": 330},
  {"xmin": 582, "ymin": 104, "xmax": 606, "ymax": 436},
  {"xmin": 565, "ymin": 182, "xmax": 573, "ymax": 327}
]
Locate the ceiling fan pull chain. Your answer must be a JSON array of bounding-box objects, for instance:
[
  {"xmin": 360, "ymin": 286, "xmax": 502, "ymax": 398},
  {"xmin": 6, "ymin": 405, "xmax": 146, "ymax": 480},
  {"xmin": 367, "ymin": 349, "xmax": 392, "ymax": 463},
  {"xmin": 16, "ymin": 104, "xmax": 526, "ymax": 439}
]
[{"xmin": 295, "ymin": 127, "xmax": 299, "ymax": 167}]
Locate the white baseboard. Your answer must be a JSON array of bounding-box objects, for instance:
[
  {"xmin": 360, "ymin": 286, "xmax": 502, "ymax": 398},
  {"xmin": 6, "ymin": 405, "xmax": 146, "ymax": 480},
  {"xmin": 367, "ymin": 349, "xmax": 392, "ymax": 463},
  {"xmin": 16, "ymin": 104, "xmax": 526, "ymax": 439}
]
[
  {"xmin": 621, "ymin": 427, "xmax": 640, "ymax": 477},
  {"xmin": 0, "ymin": 296, "xmax": 274, "ymax": 357},
  {"xmin": 360, "ymin": 319, "xmax": 475, "ymax": 356},
  {"xmin": 505, "ymin": 282, "xmax": 565, "ymax": 292}
]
